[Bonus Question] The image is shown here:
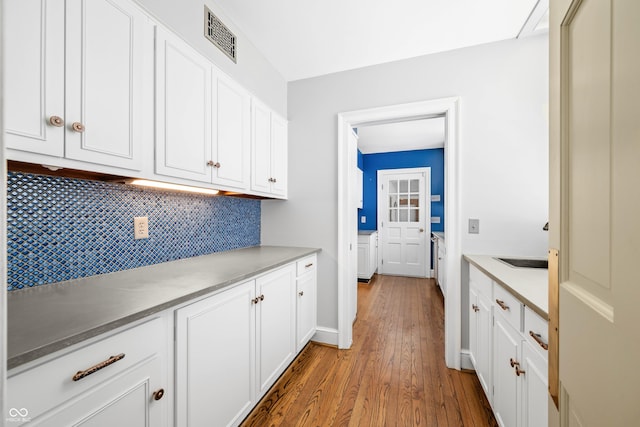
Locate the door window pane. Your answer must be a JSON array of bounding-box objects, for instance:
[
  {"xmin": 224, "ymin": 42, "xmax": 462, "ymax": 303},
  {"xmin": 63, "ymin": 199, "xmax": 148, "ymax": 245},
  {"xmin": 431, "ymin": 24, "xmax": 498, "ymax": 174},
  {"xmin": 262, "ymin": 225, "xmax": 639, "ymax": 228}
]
[
  {"xmin": 399, "ymin": 179, "xmax": 408, "ymax": 193},
  {"xmin": 399, "ymin": 209, "xmax": 408, "ymax": 222},
  {"xmin": 410, "ymin": 179, "xmax": 419, "ymax": 192},
  {"xmin": 410, "ymin": 209, "xmax": 419, "ymax": 222}
]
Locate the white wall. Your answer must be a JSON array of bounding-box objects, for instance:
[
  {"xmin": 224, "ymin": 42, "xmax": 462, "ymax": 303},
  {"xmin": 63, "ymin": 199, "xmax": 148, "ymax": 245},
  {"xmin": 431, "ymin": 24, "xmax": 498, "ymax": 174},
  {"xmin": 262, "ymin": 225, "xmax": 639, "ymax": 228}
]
[
  {"xmin": 262, "ymin": 35, "xmax": 549, "ymax": 334},
  {"xmin": 135, "ymin": 0, "xmax": 287, "ymax": 116}
]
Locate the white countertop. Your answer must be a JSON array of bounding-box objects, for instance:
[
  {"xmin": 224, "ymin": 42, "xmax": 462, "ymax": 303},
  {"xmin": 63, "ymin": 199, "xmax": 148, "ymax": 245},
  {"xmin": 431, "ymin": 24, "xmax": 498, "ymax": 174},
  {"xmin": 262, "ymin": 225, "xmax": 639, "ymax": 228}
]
[{"xmin": 464, "ymin": 254, "xmax": 548, "ymax": 319}]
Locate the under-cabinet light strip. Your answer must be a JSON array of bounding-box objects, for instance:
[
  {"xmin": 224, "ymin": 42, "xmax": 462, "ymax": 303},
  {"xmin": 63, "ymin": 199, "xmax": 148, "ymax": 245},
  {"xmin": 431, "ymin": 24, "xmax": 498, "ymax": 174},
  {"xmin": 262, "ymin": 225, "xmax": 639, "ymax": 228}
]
[{"xmin": 128, "ymin": 179, "xmax": 219, "ymax": 196}]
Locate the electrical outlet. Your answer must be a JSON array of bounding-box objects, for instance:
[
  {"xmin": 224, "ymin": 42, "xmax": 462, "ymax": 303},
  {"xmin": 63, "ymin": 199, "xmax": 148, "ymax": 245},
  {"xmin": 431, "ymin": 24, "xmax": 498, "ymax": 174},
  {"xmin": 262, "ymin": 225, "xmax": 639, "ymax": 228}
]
[
  {"xmin": 134, "ymin": 216, "xmax": 149, "ymax": 239},
  {"xmin": 469, "ymin": 218, "xmax": 480, "ymax": 234}
]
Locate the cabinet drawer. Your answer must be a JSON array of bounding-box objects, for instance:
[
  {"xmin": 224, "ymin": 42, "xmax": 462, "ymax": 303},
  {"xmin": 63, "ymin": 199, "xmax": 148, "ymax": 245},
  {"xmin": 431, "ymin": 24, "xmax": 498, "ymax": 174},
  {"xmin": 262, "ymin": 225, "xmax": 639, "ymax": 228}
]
[
  {"xmin": 470, "ymin": 265, "xmax": 492, "ymax": 299},
  {"xmin": 494, "ymin": 284, "xmax": 523, "ymax": 332},
  {"xmin": 524, "ymin": 306, "xmax": 549, "ymax": 358},
  {"xmin": 297, "ymin": 254, "xmax": 317, "ymax": 276},
  {"xmin": 8, "ymin": 316, "xmax": 166, "ymax": 421}
]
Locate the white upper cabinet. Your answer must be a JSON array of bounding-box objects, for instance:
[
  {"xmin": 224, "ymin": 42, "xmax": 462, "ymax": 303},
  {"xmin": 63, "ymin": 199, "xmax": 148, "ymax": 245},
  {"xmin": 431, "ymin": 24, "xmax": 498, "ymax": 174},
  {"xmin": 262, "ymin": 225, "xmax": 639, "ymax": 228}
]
[
  {"xmin": 155, "ymin": 27, "xmax": 251, "ymax": 191},
  {"xmin": 5, "ymin": 0, "xmax": 65, "ymax": 157},
  {"xmin": 5, "ymin": 0, "xmax": 150, "ymax": 170},
  {"xmin": 212, "ymin": 72, "xmax": 251, "ymax": 189},
  {"xmin": 155, "ymin": 26, "xmax": 212, "ymax": 183},
  {"xmin": 251, "ymin": 99, "xmax": 288, "ymax": 198}
]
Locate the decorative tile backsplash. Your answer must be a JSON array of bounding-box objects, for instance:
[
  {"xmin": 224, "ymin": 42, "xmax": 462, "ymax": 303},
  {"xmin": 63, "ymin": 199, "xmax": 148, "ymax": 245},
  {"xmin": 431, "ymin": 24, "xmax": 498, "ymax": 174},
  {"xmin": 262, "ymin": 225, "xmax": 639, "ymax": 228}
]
[{"xmin": 6, "ymin": 172, "xmax": 260, "ymax": 290}]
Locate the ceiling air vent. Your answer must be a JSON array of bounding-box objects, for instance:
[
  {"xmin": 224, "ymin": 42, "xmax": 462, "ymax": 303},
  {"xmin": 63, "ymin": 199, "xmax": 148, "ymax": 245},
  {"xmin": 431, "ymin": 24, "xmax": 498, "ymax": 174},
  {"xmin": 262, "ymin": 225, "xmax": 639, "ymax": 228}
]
[{"xmin": 204, "ymin": 5, "xmax": 237, "ymax": 63}]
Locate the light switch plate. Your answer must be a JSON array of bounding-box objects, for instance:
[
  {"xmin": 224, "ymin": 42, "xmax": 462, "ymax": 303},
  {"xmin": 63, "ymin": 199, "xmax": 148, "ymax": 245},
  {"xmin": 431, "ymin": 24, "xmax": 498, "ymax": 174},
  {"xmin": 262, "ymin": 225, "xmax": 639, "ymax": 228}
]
[
  {"xmin": 361, "ymin": 216, "xmax": 366, "ymax": 223},
  {"xmin": 469, "ymin": 218, "xmax": 479, "ymax": 234},
  {"xmin": 431, "ymin": 195, "xmax": 441, "ymax": 202},
  {"xmin": 134, "ymin": 216, "xmax": 149, "ymax": 239},
  {"xmin": 431, "ymin": 216, "xmax": 441, "ymax": 223}
]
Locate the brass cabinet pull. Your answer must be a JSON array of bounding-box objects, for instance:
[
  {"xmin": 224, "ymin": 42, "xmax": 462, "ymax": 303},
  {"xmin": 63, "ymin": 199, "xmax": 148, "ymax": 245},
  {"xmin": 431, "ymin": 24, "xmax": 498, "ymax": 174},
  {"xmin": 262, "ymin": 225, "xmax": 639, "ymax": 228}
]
[
  {"xmin": 71, "ymin": 122, "xmax": 85, "ymax": 133},
  {"xmin": 268, "ymin": 177, "xmax": 274, "ymax": 183},
  {"xmin": 49, "ymin": 116, "xmax": 64, "ymax": 127},
  {"xmin": 472, "ymin": 304, "xmax": 480, "ymax": 312},
  {"xmin": 305, "ymin": 263, "xmax": 313, "ymax": 268},
  {"xmin": 509, "ymin": 358, "xmax": 519, "ymax": 368},
  {"xmin": 273, "ymin": 178, "xmax": 277, "ymax": 183},
  {"xmin": 251, "ymin": 297, "xmax": 260, "ymax": 304},
  {"xmin": 516, "ymin": 367, "xmax": 526, "ymax": 376},
  {"xmin": 529, "ymin": 331, "xmax": 549, "ymax": 350},
  {"xmin": 259, "ymin": 294, "xmax": 265, "ymax": 301},
  {"xmin": 496, "ymin": 299, "xmax": 510, "ymax": 311},
  {"xmin": 153, "ymin": 388, "xmax": 165, "ymax": 401},
  {"xmin": 207, "ymin": 160, "xmax": 215, "ymax": 166},
  {"xmin": 299, "ymin": 291, "xmax": 304, "ymax": 296},
  {"xmin": 214, "ymin": 162, "xmax": 220, "ymax": 168},
  {"xmin": 72, "ymin": 353, "xmax": 125, "ymax": 381},
  {"xmin": 419, "ymin": 228, "xmax": 425, "ymax": 232}
]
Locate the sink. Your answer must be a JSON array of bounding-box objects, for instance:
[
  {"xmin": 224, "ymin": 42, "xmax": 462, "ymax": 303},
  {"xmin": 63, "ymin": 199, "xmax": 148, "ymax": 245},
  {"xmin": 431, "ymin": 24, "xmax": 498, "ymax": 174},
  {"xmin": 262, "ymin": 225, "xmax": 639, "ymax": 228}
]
[{"xmin": 495, "ymin": 257, "xmax": 548, "ymax": 269}]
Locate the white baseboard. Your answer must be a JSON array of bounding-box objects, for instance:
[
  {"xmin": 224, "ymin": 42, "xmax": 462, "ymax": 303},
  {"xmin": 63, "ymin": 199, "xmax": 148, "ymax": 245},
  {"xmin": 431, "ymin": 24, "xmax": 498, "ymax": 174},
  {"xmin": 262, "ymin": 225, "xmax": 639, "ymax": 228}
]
[
  {"xmin": 430, "ymin": 269, "xmax": 435, "ymax": 278},
  {"xmin": 460, "ymin": 349, "xmax": 474, "ymax": 371},
  {"xmin": 311, "ymin": 326, "xmax": 339, "ymax": 346}
]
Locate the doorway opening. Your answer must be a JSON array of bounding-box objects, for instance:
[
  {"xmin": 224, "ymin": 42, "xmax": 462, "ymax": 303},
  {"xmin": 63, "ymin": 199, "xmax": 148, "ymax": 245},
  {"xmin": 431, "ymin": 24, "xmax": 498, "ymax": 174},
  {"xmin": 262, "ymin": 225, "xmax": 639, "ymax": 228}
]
[{"xmin": 337, "ymin": 97, "xmax": 462, "ymax": 369}]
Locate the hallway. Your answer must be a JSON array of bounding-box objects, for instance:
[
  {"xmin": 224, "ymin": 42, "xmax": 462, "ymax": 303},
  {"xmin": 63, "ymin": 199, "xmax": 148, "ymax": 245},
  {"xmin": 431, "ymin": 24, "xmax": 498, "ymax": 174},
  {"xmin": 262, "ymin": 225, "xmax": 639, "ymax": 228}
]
[{"xmin": 242, "ymin": 275, "xmax": 497, "ymax": 426}]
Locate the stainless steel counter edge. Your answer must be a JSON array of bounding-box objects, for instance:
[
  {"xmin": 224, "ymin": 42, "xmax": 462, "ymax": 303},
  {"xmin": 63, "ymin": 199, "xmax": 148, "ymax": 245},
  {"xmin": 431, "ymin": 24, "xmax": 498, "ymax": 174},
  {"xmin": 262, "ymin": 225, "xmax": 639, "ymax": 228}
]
[
  {"xmin": 8, "ymin": 246, "xmax": 321, "ymax": 370},
  {"xmin": 464, "ymin": 254, "xmax": 549, "ymax": 321}
]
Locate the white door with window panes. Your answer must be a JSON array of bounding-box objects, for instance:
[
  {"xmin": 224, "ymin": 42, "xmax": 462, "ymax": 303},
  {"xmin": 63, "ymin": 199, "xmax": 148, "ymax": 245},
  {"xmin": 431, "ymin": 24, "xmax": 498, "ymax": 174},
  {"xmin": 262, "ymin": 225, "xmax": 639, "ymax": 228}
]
[{"xmin": 377, "ymin": 168, "xmax": 430, "ymax": 277}]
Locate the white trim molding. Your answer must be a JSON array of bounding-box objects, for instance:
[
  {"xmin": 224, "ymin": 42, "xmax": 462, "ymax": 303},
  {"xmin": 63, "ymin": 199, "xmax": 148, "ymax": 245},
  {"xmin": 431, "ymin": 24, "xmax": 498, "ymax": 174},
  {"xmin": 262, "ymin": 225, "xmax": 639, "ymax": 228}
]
[
  {"xmin": 337, "ymin": 97, "xmax": 462, "ymax": 369},
  {"xmin": 312, "ymin": 327, "xmax": 339, "ymax": 347}
]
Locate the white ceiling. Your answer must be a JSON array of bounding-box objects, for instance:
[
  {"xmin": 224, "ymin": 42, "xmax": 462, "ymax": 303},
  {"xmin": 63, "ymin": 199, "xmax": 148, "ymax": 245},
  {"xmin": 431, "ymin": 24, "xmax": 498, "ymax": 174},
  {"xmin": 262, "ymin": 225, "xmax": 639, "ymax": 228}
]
[
  {"xmin": 214, "ymin": 0, "xmax": 542, "ymax": 81},
  {"xmin": 357, "ymin": 117, "xmax": 445, "ymax": 154}
]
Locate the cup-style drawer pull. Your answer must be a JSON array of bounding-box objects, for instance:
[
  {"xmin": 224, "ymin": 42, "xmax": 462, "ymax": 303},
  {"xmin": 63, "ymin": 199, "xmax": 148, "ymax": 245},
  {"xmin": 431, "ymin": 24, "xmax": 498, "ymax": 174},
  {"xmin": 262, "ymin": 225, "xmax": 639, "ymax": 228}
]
[
  {"xmin": 153, "ymin": 388, "xmax": 165, "ymax": 401},
  {"xmin": 529, "ymin": 331, "xmax": 549, "ymax": 350},
  {"xmin": 49, "ymin": 115, "xmax": 64, "ymax": 127},
  {"xmin": 72, "ymin": 353, "xmax": 125, "ymax": 381},
  {"xmin": 496, "ymin": 299, "xmax": 510, "ymax": 311},
  {"xmin": 305, "ymin": 263, "xmax": 313, "ymax": 268}
]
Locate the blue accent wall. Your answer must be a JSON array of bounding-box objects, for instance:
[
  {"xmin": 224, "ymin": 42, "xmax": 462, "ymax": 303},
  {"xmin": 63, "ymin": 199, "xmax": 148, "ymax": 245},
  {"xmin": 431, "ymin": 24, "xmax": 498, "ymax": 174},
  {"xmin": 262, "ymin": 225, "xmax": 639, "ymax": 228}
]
[
  {"xmin": 358, "ymin": 148, "xmax": 444, "ymax": 232},
  {"xmin": 6, "ymin": 172, "xmax": 261, "ymax": 291}
]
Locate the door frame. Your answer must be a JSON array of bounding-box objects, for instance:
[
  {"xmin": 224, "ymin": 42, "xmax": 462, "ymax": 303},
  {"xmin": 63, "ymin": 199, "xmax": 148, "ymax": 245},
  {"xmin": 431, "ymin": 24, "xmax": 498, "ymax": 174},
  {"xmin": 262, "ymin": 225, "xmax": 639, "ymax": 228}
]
[
  {"xmin": 377, "ymin": 167, "xmax": 431, "ymax": 278},
  {"xmin": 337, "ymin": 97, "xmax": 462, "ymax": 369}
]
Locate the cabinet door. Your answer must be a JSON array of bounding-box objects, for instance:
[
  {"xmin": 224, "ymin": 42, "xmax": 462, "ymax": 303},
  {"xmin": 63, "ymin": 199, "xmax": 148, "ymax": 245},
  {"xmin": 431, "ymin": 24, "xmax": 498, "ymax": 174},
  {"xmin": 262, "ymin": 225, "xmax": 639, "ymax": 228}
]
[
  {"xmin": 493, "ymin": 315, "xmax": 520, "ymax": 427},
  {"xmin": 64, "ymin": 0, "xmax": 148, "ymax": 170},
  {"xmin": 476, "ymin": 292, "xmax": 493, "ymax": 402},
  {"xmin": 469, "ymin": 288, "xmax": 479, "ymax": 367},
  {"xmin": 296, "ymin": 270, "xmax": 317, "ymax": 352},
  {"xmin": 5, "ymin": 0, "xmax": 65, "ymax": 157},
  {"xmin": 212, "ymin": 72, "xmax": 250, "ymax": 189},
  {"xmin": 175, "ymin": 281, "xmax": 256, "ymax": 427},
  {"xmin": 256, "ymin": 265, "xmax": 296, "ymax": 395},
  {"xmin": 270, "ymin": 113, "xmax": 288, "ymax": 197},
  {"xmin": 357, "ymin": 243, "xmax": 369, "ymax": 278},
  {"xmin": 251, "ymin": 100, "xmax": 272, "ymax": 194},
  {"xmin": 521, "ymin": 342, "xmax": 548, "ymax": 427},
  {"xmin": 17, "ymin": 356, "xmax": 165, "ymax": 427},
  {"xmin": 155, "ymin": 26, "xmax": 212, "ymax": 182}
]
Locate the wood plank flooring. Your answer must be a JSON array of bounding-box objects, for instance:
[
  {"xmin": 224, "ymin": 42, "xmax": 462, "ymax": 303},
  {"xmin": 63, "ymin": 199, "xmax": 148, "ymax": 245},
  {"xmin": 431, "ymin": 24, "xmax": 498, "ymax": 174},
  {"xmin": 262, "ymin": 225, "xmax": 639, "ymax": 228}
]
[{"xmin": 241, "ymin": 275, "xmax": 498, "ymax": 427}]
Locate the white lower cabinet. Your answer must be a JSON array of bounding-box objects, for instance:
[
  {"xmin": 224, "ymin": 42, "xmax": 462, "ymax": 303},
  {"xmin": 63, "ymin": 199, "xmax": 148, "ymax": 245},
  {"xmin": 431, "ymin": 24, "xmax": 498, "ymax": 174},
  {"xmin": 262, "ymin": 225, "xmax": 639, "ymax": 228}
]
[
  {"xmin": 174, "ymin": 280, "xmax": 256, "ymax": 427},
  {"xmin": 175, "ymin": 262, "xmax": 300, "ymax": 427},
  {"xmin": 296, "ymin": 255, "xmax": 318, "ymax": 352},
  {"xmin": 357, "ymin": 232, "xmax": 378, "ymax": 280},
  {"xmin": 468, "ymin": 265, "xmax": 549, "ymax": 427},
  {"xmin": 7, "ymin": 317, "xmax": 170, "ymax": 427},
  {"xmin": 493, "ymin": 312, "xmax": 521, "ymax": 427},
  {"xmin": 256, "ymin": 265, "xmax": 297, "ymax": 395}
]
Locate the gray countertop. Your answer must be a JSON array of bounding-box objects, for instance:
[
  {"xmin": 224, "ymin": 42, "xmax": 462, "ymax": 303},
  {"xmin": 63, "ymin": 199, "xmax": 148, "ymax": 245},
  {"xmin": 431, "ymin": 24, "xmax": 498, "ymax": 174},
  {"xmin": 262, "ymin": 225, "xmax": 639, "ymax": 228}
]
[{"xmin": 8, "ymin": 246, "xmax": 320, "ymax": 370}]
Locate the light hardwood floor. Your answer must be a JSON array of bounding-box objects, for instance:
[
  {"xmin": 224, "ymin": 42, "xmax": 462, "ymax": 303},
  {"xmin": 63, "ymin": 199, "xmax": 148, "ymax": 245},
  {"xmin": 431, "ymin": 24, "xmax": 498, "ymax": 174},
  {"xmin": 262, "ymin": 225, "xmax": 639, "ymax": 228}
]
[{"xmin": 241, "ymin": 275, "xmax": 498, "ymax": 426}]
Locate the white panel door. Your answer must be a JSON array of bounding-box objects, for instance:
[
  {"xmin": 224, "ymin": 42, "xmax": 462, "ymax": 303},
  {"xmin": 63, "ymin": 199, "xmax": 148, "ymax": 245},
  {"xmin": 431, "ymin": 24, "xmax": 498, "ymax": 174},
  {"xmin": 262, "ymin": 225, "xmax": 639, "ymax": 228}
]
[
  {"xmin": 551, "ymin": 1, "xmax": 640, "ymax": 425},
  {"xmin": 213, "ymin": 72, "xmax": 250, "ymax": 189},
  {"xmin": 256, "ymin": 265, "xmax": 296, "ymax": 396},
  {"xmin": 378, "ymin": 168, "xmax": 430, "ymax": 277},
  {"xmin": 64, "ymin": 0, "xmax": 147, "ymax": 170},
  {"xmin": 175, "ymin": 281, "xmax": 256, "ymax": 427},
  {"xmin": 250, "ymin": 100, "xmax": 272, "ymax": 193},
  {"xmin": 155, "ymin": 26, "xmax": 212, "ymax": 182},
  {"xmin": 270, "ymin": 113, "xmax": 288, "ymax": 197},
  {"xmin": 5, "ymin": 0, "xmax": 65, "ymax": 156}
]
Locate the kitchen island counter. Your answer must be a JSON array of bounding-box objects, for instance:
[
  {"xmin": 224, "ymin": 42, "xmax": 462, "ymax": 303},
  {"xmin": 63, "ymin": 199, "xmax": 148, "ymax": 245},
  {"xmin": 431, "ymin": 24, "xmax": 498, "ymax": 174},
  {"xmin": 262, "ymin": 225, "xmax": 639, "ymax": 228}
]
[{"xmin": 8, "ymin": 246, "xmax": 320, "ymax": 369}]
